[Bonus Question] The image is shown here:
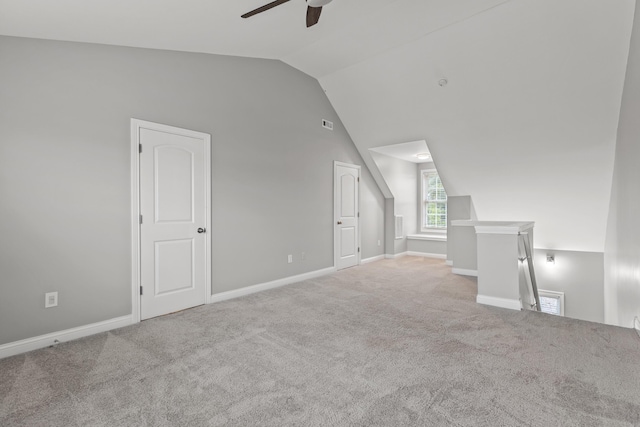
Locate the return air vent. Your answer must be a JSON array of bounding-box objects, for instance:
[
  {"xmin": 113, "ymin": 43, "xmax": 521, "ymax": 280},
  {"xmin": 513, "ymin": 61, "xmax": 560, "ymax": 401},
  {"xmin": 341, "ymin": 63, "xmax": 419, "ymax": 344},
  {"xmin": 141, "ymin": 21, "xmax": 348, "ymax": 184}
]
[
  {"xmin": 538, "ymin": 290, "xmax": 565, "ymax": 316},
  {"xmin": 322, "ymin": 119, "xmax": 333, "ymax": 130}
]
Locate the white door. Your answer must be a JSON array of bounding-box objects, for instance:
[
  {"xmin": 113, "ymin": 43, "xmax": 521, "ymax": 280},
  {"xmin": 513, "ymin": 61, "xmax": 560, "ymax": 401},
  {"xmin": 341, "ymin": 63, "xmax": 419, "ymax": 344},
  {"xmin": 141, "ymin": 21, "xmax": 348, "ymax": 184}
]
[
  {"xmin": 334, "ymin": 162, "xmax": 360, "ymax": 270},
  {"xmin": 136, "ymin": 120, "xmax": 210, "ymax": 320}
]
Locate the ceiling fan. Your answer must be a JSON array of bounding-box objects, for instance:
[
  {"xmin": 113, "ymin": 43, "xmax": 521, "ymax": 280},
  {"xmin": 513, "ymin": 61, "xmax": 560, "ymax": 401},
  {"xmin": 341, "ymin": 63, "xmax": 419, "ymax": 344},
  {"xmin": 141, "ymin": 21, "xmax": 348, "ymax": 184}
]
[{"xmin": 241, "ymin": 0, "xmax": 333, "ymax": 28}]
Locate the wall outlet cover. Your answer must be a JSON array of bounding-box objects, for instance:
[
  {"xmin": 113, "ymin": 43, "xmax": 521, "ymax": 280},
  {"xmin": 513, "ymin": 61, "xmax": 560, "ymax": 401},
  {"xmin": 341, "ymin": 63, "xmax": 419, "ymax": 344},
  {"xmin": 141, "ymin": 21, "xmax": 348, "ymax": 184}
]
[{"xmin": 45, "ymin": 292, "xmax": 58, "ymax": 308}]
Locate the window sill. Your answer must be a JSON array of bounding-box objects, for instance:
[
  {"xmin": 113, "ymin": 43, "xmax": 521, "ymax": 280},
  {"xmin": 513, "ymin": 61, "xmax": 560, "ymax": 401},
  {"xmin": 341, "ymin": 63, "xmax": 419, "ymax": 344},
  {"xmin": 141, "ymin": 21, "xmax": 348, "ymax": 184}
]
[{"xmin": 407, "ymin": 233, "xmax": 447, "ymax": 242}]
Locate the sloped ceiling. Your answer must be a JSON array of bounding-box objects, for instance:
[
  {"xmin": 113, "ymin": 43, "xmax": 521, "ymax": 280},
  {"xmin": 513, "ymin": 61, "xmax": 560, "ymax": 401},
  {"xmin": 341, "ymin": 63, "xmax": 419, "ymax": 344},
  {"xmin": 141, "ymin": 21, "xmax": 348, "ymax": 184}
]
[
  {"xmin": 369, "ymin": 140, "xmax": 431, "ymax": 164},
  {"xmin": 0, "ymin": 0, "xmax": 509, "ymax": 78},
  {"xmin": 320, "ymin": 0, "xmax": 635, "ymax": 251},
  {"xmin": 0, "ymin": 0, "xmax": 635, "ymax": 251}
]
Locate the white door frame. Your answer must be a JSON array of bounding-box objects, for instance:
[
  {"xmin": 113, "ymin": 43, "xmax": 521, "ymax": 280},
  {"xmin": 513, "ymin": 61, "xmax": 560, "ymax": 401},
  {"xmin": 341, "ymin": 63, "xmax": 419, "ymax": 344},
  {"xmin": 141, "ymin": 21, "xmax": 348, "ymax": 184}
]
[
  {"xmin": 130, "ymin": 119, "xmax": 212, "ymax": 323},
  {"xmin": 334, "ymin": 161, "xmax": 361, "ymax": 269}
]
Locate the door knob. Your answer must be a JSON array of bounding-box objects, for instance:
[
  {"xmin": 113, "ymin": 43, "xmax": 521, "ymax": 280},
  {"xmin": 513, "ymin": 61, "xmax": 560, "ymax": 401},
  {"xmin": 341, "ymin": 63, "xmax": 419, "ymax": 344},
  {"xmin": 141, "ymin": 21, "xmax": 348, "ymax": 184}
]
[
  {"xmin": 337, "ymin": 221, "xmax": 342, "ymax": 225},
  {"xmin": 197, "ymin": 228, "xmax": 206, "ymax": 233}
]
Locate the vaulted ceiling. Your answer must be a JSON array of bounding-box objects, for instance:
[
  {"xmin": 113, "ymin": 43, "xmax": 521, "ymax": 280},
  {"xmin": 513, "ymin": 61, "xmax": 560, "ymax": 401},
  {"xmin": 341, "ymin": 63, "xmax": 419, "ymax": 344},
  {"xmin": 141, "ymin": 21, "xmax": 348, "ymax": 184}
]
[
  {"xmin": 319, "ymin": 0, "xmax": 636, "ymax": 252},
  {"xmin": 1, "ymin": 0, "xmax": 636, "ymax": 251},
  {"xmin": 0, "ymin": 0, "xmax": 510, "ymax": 78}
]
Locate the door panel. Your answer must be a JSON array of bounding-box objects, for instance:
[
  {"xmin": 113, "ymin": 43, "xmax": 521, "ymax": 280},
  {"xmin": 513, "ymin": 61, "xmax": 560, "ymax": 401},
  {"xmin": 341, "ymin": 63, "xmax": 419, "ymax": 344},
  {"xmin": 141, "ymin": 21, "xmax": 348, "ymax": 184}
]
[
  {"xmin": 335, "ymin": 163, "xmax": 360, "ymax": 270},
  {"xmin": 155, "ymin": 146, "xmax": 194, "ymax": 223},
  {"xmin": 139, "ymin": 125, "xmax": 208, "ymax": 320},
  {"xmin": 340, "ymin": 174, "xmax": 356, "ymax": 217},
  {"xmin": 155, "ymin": 239, "xmax": 194, "ymax": 295},
  {"xmin": 340, "ymin": 227, "xmax": 356, "ymax": 257}
]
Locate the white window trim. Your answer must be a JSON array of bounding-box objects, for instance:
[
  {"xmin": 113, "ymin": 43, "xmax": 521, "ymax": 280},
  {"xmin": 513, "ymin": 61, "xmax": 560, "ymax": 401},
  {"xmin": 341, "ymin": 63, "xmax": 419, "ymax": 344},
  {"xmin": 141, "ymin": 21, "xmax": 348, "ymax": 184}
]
[{"xmin": 420, "ymin": 169, "xmax": 447, "ymax": 232}]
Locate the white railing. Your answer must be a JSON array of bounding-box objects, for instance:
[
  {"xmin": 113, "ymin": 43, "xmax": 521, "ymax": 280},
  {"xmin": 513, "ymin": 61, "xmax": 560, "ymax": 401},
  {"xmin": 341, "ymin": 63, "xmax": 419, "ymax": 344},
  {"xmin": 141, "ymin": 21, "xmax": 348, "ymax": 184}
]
[{"xmin": 518, "ymin": 231, "xmax": 541, "ymax": 312}]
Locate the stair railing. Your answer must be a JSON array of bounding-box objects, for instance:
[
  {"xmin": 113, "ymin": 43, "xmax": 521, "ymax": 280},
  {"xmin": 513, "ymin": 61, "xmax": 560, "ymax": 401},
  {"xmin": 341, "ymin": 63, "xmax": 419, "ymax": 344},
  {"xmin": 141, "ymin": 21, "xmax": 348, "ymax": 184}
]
[{"xmin": 518, "ymin": 231, "xmax": 541, "ymax": 312}]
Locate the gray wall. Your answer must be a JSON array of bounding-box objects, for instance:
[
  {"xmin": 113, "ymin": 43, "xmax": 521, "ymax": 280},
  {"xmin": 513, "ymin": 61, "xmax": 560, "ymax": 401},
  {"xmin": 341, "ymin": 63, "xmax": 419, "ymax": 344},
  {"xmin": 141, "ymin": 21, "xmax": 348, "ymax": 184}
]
[
  {"xmin": 0, "ymin": 36, "xmax": 385, "ymax": 345},
  {"xmin": 446, "ymin": 196, "xmax": 476, "ymax": 263},
  {"xmin": 534, "ymin": 250, "xmax": 604, "ymax": 324},
  {"xmin": 406, "ymin": 239, "xmax": 446, "ymax": 256},
  {"xmin": 370, "ymin": 152, "xmax": 417, "ymax": 254},
  {"xmin": 450, "ymin": 225, "xmax": 477, "ymax": 271},
  {"xmin": 604, "ymin": 1, "xmax": 640, "ymax": 328},
  {"xmin": 384, "ymin": 199, "xmax": 396, "ymax": 255}
]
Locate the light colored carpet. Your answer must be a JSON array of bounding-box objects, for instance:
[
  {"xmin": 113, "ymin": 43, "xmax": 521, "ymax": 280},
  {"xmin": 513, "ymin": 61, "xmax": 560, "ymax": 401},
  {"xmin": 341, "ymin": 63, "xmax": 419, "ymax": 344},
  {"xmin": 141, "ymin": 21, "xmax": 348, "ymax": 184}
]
[{"xmin": 1, "ymin": 256, "xmax": 640, "ymax": 426}]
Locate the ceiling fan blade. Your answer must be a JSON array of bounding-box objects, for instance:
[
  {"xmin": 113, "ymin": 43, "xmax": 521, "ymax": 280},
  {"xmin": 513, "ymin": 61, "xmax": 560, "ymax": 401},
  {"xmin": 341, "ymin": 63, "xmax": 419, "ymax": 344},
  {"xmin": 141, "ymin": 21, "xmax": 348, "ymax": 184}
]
[
  {"xmin": 242, "ymin": 0, "xmax": 291, "ymax": 19},
  {"xmin": 306, "ymin": 6, "xmax": 322, "ymax": 27}
]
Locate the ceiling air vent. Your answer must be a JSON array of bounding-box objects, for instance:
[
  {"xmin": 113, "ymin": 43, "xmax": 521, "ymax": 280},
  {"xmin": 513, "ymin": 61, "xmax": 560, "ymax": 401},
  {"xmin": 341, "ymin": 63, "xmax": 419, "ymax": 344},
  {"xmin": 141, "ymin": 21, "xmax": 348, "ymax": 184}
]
[{"xmin": 322, "ymin": 119, "xmax": 333, "ymax": 130}]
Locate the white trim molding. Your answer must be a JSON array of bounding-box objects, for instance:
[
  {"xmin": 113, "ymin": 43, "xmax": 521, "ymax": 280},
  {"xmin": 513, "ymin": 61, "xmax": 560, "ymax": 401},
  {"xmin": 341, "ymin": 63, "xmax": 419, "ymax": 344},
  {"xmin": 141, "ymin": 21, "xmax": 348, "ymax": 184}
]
[
  {"xmin": 445, "ymin": 260, "xmax": 453, "ymax": 266},
  {"xmin": 210, "ymin": 266, "xmax": 336, "ymax": 304},
  {"xmin": 474, "ymin": 222, "xmax": 534, "ymax": 235},
  {"xmin": 407, "ymin": 251, "xmax": 447, "ymax": 259},
  {"xmin": 476, "ymin": 295, "xmax": 521, "ymax": 311},
  {"xmin": 450, "ymin": 220, "xmax": 535, "ymax": 235},
  {"xmin": 361, "ymin": 255, "xmax": 385, "ymax": 264},
  {"xmin": 406, "ymin": 234, "xmax": 447, "ymax": 242},
  {"xmin": 385, "ymin": 252, "xmax": 408, "ymax": 259},
  {"xmin": 452, "ymin": 268, "xmax": 478, "ymax": 277},
  {"xmin": 0, "ymin": 315, "xmax": 134, "ymax": 359},
  {"xmin": 420, "ymin": 169, "xmax": 448, "ymax": 231}
]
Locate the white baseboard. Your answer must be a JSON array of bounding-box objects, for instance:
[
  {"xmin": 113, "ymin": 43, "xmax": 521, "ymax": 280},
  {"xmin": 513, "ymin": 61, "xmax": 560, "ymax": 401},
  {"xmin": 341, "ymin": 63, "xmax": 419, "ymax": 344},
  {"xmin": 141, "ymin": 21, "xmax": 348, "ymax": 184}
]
[
  {"xmin": 0, "ymin": 315, "xmax": 133, "ymax": 359},
  {"xmin": 476, "ymin": 295, "xmax": 521, "ymax": 311},
  {"xmin": 361, "ymin": 255, "xmax": 385, "ymax": 264},
  {"xmin": 445, "ymin": 260, "xmax": 453, "ymax": 266},
  {"xmin": 451, "ymin": 268, "xmax": 478, "ymax": 277},
  {"xmin": 407, "ymin": 251, "xmax": 446, "ymax": 259},
  {"xmin": 385, "ymin": 252, "xmax": 408, "ymax": 259},
  {"xmin": 210, "ymin": 266, "xmax": 336, "ymax": 304}
]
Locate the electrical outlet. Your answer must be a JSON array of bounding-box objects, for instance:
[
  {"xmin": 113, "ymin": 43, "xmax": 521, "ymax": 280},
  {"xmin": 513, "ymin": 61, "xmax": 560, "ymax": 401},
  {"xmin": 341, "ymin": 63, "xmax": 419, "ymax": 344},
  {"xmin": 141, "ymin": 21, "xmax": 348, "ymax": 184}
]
[
  {"xmin": 378, "ymin": 240, "xmax": 381, "ymax": 246},
  {"xmin": 45, "ymin": 292, "xmax": 58, "ymax": 308},
  {"xmin": 301, "ymin": 252, "xmax": 306, "ymax": 260},
  {"xmin": 287, "ymin": 254, "xmax": 293, "ymax": 264}
]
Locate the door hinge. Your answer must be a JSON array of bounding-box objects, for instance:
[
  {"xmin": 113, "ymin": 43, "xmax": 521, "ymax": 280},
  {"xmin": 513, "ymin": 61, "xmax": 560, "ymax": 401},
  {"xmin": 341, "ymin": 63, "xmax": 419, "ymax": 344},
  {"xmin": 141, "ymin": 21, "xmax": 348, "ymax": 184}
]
[
  {"xmin": 357, "ymin": 212, "xmax": 360, "ymax": 218},
  {"xmin": 358, "ymin": 247, "xmax": 360, "ymax": 253},
  {"xmin": 139, "ymin": 214, "xmax": 143, "ymax": 224},
  {"xmin": 140, "ymin": 286, "xmax": 143, "ymax": 296},
  {"xmin": 357, "ymin": 177, "xmax": 360, "ymax": 182},
  {"xmin": 139, "ymin": 143, "xmax": 142, "ymax": 153}
]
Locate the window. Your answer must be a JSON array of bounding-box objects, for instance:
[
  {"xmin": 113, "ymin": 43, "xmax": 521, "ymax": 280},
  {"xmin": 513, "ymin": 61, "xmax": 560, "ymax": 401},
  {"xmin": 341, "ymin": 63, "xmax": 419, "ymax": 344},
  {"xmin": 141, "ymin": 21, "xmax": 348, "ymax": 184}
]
[{"xmin": 421, "ymin": 170, "xmax": 447, "ymax": 230}]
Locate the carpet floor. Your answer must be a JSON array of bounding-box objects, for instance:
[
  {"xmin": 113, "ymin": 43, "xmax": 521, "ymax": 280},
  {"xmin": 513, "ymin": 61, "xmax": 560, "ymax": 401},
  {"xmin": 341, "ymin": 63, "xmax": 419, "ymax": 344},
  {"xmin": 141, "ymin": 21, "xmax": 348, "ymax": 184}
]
[{"xmin": 1, "ymin": 256, "xmax": 640, "ymax": 426}]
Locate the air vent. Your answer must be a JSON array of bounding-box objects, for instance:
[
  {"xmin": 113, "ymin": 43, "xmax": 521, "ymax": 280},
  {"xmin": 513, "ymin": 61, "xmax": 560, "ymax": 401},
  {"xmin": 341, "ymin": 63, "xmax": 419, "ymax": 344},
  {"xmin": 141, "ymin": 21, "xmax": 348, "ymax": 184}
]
[
  {"xmin": 322, "ymin": 119, "xmax": 333, "ymax": 130},
  {"xmin": 538, "ymin": 290, "xmax": 565, "ymax": 316}
]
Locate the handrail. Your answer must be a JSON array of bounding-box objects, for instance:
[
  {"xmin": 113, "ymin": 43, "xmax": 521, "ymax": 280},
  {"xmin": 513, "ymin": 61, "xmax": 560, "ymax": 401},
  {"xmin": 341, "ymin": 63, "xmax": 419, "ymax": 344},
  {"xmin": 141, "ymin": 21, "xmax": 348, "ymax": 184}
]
[{"xmin": 518, "ymin": 231, "xmax": 541, "ymax": 311}]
